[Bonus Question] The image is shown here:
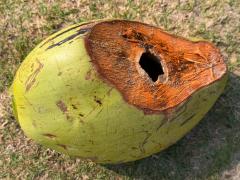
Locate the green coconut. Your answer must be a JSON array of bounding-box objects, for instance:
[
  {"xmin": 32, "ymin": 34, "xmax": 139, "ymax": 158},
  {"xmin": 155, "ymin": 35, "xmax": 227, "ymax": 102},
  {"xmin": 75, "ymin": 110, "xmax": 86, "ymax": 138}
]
[{"xmin": 12, "ymin": 20, "xmax": 227, "ymax": 164}]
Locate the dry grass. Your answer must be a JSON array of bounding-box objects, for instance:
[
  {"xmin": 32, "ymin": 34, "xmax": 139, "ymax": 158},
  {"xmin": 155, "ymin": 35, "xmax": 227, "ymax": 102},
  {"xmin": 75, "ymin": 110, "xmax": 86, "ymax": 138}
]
[{"xmin": 0, "ymin": 0, "xmax": 240, "ymax": 179}]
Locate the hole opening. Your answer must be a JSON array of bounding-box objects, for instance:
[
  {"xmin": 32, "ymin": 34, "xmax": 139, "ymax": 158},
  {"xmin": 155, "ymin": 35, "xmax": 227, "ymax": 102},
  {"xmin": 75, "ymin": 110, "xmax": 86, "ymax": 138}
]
[{"xmin": 139, "ymin": 51, "xmax": 164, "ymax": 82}]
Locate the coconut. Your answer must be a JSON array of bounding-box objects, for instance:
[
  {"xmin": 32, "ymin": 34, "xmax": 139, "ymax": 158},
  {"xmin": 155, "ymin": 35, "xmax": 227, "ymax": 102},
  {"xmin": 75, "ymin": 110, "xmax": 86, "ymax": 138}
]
[{"xmin": 12, "ymin": 20, "xmax": 227, "ymax": 163}]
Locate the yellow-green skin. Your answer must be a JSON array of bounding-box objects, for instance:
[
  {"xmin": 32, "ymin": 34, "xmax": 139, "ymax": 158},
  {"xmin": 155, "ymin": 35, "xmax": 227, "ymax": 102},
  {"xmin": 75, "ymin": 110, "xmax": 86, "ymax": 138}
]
[{"xmin": 12, "ymin": 22, "xmax": 227, "ymax": 164}]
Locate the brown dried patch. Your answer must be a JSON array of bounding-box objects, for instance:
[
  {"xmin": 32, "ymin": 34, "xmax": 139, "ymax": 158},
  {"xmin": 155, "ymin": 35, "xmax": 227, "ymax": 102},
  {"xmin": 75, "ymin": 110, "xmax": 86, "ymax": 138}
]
[
  {"xmin": 56, "ymin": 100, "xmax": 71, "ymax": 120},
  {"xmin": 43, "ymin": 133, "xmax": 57, "ymax": 139},
  {"xmin": 85, "ymin": 20, "xmax": 227, "ymax": 114},
  {"xmin": 85, "ymin": 69, "xmax": 92, "ymax": 80},
  {"xmin": 71, "ymin": 104, "xmax": 77, "ymax": 110},
  {"xmin": 25, "ymin": 60, "xmax": 44, "ymax": 92},
  {"xmin": 57, "ymin": 144, "xmax": 67, "ymax": 150},
  {"xmin": 94, "ymin": 96, "xmax": 102, "ymax": 105},
  {"xmin": 56, "ymin": 100, "xmax": 68, "ymax": 113},
  {"xmin": 79, "ymin": 113, "xmax": 84, "ymax": 117},
  {"xmin": 107, "ymin": 88, "xmax": 113, "ymax": 96}
]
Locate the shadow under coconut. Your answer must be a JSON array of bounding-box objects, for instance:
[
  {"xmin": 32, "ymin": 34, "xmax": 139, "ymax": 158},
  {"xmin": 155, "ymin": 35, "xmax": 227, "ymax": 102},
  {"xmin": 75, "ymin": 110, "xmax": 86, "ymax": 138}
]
[{"xmin": 104, "ymin": 72, "xmax": 240, "ymax": 180}]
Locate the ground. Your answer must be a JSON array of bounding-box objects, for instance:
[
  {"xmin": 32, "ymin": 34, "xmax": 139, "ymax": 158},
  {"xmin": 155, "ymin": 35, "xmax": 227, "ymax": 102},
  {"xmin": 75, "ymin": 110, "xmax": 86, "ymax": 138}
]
[{"xmin": 0, "ymin": 0, "xmax": 240, "ymax": 179}]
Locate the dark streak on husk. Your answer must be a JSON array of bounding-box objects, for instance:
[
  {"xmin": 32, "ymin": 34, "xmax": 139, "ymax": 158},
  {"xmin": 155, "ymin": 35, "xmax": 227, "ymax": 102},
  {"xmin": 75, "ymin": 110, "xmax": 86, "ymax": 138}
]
[
  {"xmin": 40, "ymin": 22, "xmax": 91, "ymax": 48},
  {"xmin": 57, "ymin": 144, "xmax": 67, "ymax": 150},
  {"xmin": 45, "ymin": 28, "xmax": 91, "ymax": 50},
  {"xmin": 180, "ymin": 113, "xmax": 196, "ymax": 126},
  {"xmin": 43, "ymin": 133, "xmax": 57, "ymax": 138}
]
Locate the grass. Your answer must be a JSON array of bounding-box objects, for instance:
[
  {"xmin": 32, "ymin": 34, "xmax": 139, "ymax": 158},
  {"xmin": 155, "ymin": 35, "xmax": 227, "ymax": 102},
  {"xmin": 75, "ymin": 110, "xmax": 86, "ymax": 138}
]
[{"xmin": 0, "ymin": 0, "xmax": 240, "ymax": 179}]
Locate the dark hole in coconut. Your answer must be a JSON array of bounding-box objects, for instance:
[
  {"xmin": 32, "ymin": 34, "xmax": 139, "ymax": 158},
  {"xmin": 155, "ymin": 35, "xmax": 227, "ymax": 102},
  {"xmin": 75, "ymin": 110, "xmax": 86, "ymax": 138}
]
[{"xmin": 139, "ymin": 51, "xmax": 164, "ymax": 82}]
